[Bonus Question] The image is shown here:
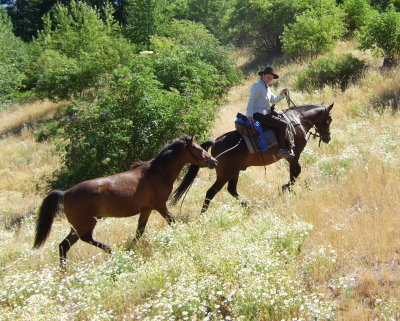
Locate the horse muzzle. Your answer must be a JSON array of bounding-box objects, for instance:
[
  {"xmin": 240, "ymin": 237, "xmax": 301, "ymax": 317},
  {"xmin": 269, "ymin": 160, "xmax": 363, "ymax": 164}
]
[
  {"xmin": 321, "ymin": 134, "xmax": 331, "ymax": 144},
  {"xmin": 206, "ymin": 157, "xmax": 218, "ymax": 169}
]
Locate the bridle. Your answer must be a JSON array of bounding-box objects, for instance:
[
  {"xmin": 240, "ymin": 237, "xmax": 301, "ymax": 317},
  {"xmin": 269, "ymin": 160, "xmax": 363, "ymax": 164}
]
[{"xmin": 286, "ymin": 89, "xmax": 330, "ymax": 147}]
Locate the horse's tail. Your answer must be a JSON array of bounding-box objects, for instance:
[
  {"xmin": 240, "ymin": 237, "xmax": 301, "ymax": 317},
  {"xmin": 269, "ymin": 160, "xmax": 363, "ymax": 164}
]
[
  {"xmin": 171, "ymin": 140, "xmax": 215, "ymax": 205},
  {"xmin": 33, "ymin": 190, "xmax": 64, "ymax": 249}
]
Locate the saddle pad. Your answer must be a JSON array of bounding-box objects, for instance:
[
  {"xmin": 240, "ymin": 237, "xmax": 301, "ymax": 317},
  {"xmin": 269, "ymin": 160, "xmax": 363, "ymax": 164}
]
[
  {"xmin": 243, "ymin": 129, "xmax": 278, "ymax": 153},
  {"xmin": 235, "ymin": 112, "xmax": 278, "ymax": 153}
]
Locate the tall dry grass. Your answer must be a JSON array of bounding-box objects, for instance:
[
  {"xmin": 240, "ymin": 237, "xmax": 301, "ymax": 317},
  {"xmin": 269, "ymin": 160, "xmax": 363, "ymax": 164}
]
[
  {"xmin": 0, "ymin": 103, "xmax": 61, "ymax": 226},
  {"xmin": 0, "ymin": 100, "xmax": 60, "ymax": 134}
]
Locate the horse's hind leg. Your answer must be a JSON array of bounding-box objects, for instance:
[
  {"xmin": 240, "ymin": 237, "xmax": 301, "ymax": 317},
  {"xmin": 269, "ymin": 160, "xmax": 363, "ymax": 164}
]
[
  {"xmin": 59, "ymin": 228, "xmax": 79, "ymax": 269},
  {"xmin": 201, "ymin": 180, "xmax": 225, "ymax": 213},
  {"xmin": 79, "ymin": 217, "xmax": 112, "ymax": 254}
]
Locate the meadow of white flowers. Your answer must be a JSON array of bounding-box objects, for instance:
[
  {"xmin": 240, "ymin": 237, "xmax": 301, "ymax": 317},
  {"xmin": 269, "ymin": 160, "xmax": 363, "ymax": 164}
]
[{"xmin": 0, "ymin": 200, "xmax": 340, "ymax": 320}]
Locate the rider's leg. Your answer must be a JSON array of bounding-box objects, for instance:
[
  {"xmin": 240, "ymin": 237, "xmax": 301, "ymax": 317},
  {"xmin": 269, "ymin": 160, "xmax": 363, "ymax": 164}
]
[{"xmin": 253, "ymin": 113, "xmax": 287, "ymax": 149}]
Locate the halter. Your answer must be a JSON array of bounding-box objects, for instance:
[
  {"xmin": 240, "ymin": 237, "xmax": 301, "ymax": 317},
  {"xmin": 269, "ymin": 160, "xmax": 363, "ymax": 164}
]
[
  {"xmin": 186, "ymin": 141, "xmax": 214, "ymax": 167},
  {"xmin": 186, "ymin": 143, "xmax": 202, "ymax": 166},
  {"xmin": 285, "ymin": 89, "xmax": 329, "ymax": 147}
]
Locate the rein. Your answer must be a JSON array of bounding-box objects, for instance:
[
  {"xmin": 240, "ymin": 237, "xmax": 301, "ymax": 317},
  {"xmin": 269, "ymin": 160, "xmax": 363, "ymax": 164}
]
[{"xmin": 285, "ymin": 89, "xmax": 324, "ymax": 147}]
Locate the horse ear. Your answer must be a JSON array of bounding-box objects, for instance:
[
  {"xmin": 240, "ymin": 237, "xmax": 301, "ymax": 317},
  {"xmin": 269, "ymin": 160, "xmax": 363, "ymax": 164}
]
[
  {"xmin": 189, "ymin": 135, "xmax": 194, "ymax": 146},
  {"xmin": 327, "ymin": 103, "xmax": 334, "ymax": 112}
]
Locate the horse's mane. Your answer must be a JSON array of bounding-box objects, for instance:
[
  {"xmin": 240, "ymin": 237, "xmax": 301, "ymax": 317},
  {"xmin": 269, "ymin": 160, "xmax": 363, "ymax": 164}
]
[
  {"xmin": 151, "ymin": 134, "xmax": 191, "ymax": 166},
  {"xmin": 285, "ymin": 104, "xmax": 323, "ymax": 113},
  {"xmin": 129, "ymin": 160, "xmax": 148, "ymax": 169},
  {"xmin": 128, "ymin": 135, "xmax": 191, "ymax": 169}
]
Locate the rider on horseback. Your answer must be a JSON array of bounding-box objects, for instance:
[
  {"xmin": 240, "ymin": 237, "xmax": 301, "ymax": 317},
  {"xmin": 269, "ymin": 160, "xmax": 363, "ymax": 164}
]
[{"xmin": 246, "ymin": 67, "xmax": 295, "ymax": 158}]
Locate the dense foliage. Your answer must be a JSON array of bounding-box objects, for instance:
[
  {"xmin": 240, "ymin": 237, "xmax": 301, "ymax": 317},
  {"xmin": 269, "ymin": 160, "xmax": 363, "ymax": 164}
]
[
  {"xmin": 154, "ymin": 20, "xmax": 241, "ymax": 100},
  {"xmin": 341, "ymin": 0, "xmax": 375, "ymax": 33},
  {"xmin": 295, "ymin": 53, "xmax": 367, "ymax": 91},
  {"xmin": 282, "ymin": 0, "xmax": 346, "ymax": 58},
  {"xmin": 0, "ymin": 7, "xmax": 28, "ymax": 109},
  {"xmin": 123, "ymin": 0, "xmax": 169, "ymax": 48},
  {"xmin": 39, "ymin": 17, "xmax": 241, "ymax": 186},
  {"xmin": 229, "ymin": 0, "xmax": 310, "ymax": 55},
  {"xmin": 26, "ymin": 1, "xmax": 135, "ymax": 100},
  {"xmin": 167, "ymin": 0, "xmax": 232, "ymax": 42},
  {"xmin": 356, "ymin": 5, "xmax": 400, "ymax": 66},
  {"xmin": 52, "ymin": 61, "xmax": 216, "ymax": 184}
]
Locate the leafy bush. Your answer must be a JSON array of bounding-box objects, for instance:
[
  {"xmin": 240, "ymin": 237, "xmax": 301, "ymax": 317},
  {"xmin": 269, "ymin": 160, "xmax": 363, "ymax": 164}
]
[
  {"xmin": 36, "ymin": 16, "xmax": 241, "ymax": 187},
  {"xmin": 0, "ymin": 8, "xmax": 28, "ymax": 109},
  {"xmin": 295, "ymin": 53, "xmax": 367, "ymax": 91},
  {"xmin": 51, "ymin": 57, "xmax": 217, "ymax": 186},
  {"xmin": 153, "ymin": 20, "xmax": 242, "ymax": 100},
  {"xmin": 356, "ymin": 6, "xmax": 400, "ymax": 67},
  {"xmin": 282, "ymin": 0, "xmax": 346, "ymax": 58},
  {"xmin": 167, "ymin": 0, "xmax": 233, "ymax": 42},
  {"xmin": 229, "ymin": 0, "xmax": 310, "ymax": 55},
  {"xmin": 123, "ymin": 0, "xmax": 170, "ymax": 49},
  {"xmin": 27, "ymin": 1, "xmax": 135, "ymax": 100},
  {"xmin": 340, "ymin": 0, "xmax": 375, "ymax": 33}
]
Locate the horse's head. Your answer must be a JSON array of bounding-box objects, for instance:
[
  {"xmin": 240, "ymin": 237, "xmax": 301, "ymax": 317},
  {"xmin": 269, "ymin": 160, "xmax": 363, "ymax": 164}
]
[
  {"xmin": 313, "ymin": 103, "xmax": 334, "ymax": 144},
  {"xmin": 185, "ymin": 136, "xmax": 218, "ymax": 169}
]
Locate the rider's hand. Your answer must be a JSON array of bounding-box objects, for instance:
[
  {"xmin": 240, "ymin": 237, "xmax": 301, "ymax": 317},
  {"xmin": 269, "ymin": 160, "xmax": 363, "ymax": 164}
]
[
  {"xmin": 281, "ymin": 88, "xmax": 287, "ymax": 96},
  {"xmin": 247, "ymin": 116, "xmax": 253, "ymax": 123}
]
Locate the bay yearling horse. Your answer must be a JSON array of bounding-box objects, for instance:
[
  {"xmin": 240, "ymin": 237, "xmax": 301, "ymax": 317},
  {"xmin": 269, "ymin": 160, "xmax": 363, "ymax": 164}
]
[
  {"xmin": 33, "ymin": 135, "xmax": 218, "ymax": 267},
  {"xmin": 172, "ymin": 103, "xmax": 334, "ymax": 212}
]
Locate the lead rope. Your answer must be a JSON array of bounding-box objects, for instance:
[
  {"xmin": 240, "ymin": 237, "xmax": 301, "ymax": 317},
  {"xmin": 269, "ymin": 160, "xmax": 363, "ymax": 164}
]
[
  {"xmin": 213, "ymin": 136, "xmax": 243, "ymax": 160},
  {"xmin": 213, "ymin": 121, "xmax": 267, "ymax": 177}
]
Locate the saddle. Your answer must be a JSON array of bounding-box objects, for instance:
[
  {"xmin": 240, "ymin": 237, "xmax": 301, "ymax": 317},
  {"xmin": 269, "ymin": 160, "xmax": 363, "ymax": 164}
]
[{"xmin": 235, "ymin": 113, "xmax": 278, "ymax": 153}]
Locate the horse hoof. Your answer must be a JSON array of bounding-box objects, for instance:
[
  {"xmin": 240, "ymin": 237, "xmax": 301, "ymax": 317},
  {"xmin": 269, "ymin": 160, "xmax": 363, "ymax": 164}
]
[
  {"xmin": 282, "ymin": 184, "xmax": 291, "ymax": 192},
  {"xmin": 240, "ymin": 200, "xmax": 248, "ymax": 208}
]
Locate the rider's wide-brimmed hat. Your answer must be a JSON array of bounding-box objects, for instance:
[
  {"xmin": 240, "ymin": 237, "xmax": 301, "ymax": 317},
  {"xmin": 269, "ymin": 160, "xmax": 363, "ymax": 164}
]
[{"xmin": 258, "ymin": 67, "xmax": 279, "ymax": 79}]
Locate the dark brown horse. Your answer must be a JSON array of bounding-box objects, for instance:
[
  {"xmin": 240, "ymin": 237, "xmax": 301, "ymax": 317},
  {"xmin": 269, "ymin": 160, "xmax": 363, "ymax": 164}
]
[
  {"xmin": 172, "ymin": 103, "xmax": 334, "ymax": 212},
  {"xmin": 33, "ymin": 135, "xmax": 218, "ymax": 267}
]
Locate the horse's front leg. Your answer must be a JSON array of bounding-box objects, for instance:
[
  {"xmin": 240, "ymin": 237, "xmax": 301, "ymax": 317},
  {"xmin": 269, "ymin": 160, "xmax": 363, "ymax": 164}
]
[
  {"xmin": 202, "ymin": 179, "xmax": 225, "ymax": 213},
  {"xmin": 282, "ymin": 159, "xmax": 301, "ymax": 191},
  {"xmin": 227, "ymin": 174, "xmax": 248, "ymax": 208}
]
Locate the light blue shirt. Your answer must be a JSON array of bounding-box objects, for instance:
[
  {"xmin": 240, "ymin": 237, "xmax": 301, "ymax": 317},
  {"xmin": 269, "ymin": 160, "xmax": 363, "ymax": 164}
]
[{"xmin": 246, "ymin": 79, "xmax": 285, "ymax": 117}]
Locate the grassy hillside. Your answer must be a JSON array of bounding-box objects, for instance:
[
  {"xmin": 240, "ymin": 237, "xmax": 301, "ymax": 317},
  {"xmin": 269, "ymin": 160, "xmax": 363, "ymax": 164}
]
[{"xmin": 1, "ymin": 42, "xmax": 400, "ymax": 320}]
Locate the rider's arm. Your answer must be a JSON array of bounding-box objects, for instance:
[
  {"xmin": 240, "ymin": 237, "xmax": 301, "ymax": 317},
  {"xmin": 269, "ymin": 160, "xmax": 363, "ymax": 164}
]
[{"xmin": 269, "ymin": 88, "xmax": 287, "ymax": 104}]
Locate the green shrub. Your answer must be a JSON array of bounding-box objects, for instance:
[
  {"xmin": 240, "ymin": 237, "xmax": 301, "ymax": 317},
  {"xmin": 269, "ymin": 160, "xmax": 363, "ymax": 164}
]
[
  {"xmin": 341, "ymin": 0, "xmax": 375, "ymax": 33},
  {"xmin": 51, "ymin": 58, "xmax": 217, "ymax": 186},
  {"xmin": 152, "ymin": 20, "xmax": 242, "ymax": 100},
  {"xmin": 295, "ymin": 53, "xmax": 367, "ymax": 91},
  {"xmin": 167, "ymin": 0, "xmax": 233, "ymax": 42},
  {"xmin": 356, "ymin": 6, "xmax": 400, "ymax": 67},
  {"xmin": 27, "ymin": 1, "xmax": 135, "ymax": 100},
  {"xmin": 229, "ymin": 0, "xmax": 309, "ymax": 55},
  {"xmin": 0, "ymin": 8, "xmax": 28, "ymax": 109},
  {"xmin": 123, "ymin": 0, "xmax": 170, "ymax": 49},
  {"xmin": 282, "ymin": 0, "xmax": 346, "ymax": 58}
]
